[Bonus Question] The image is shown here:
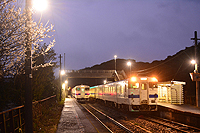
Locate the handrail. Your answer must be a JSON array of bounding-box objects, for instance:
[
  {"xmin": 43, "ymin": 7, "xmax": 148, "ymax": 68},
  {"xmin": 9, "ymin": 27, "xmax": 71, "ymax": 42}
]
[{"xmin": 0, "ymin": 95, "xmax": 56, "ymax": 133}]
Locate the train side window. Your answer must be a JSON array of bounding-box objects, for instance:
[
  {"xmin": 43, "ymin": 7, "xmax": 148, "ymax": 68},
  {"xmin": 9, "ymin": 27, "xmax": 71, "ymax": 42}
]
[
  {"xmin": 117, "ymin": 85, "xmax": 120, "ymax": 94},
  {"xmin": 121, "ymin": 85, "xmax": 124, "ymax": 97},
  {"xmin": 113, "ymin": 87, "xmax": 115, "ymax": 93},
  {"xmin": 149, "ymin": 82, "xmax": 158, "ymax": 88}
]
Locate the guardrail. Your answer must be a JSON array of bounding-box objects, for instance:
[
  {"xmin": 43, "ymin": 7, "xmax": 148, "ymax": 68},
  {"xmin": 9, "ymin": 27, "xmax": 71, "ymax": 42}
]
[{"xmin": 0, "ymin": 95, "xmax": 56, "ymax": 133}]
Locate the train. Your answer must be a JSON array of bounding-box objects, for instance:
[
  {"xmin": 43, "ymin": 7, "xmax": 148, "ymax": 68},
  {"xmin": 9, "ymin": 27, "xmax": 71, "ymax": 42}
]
[
  {"xmin": 71, "ymin": 85, "xmax": 90, "ymax": 101},
  {"xmin": 89, "ymin": 76, "xmax": 158, "ymax": 111}
]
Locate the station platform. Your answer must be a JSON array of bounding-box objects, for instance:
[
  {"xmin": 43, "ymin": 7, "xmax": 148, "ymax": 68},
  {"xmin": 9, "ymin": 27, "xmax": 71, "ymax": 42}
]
[
  {"xmin": 157, "ymin": 102, "xmax": 200, "ymax": 128},
  {"xmin": 157, "ymin": 102, "xmax": 200, "ymax": 115},
  {"xmin": 56, "ymin": 98, "xmax": 109, "ymax": 133}
]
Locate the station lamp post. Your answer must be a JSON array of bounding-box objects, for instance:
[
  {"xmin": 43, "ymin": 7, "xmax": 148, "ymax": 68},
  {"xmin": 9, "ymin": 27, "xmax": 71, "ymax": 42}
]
[
  {"xmin": 190, "ymin": 31, "xmax": 200, "ymax": 107},
  {"xmin": 191, "ymin": 59, "xmax": 200, "ymax": 107},
  {"xmin": 114, "ymin": 55, "xmax": 117, "ymax": 71},
  {"xmin": 60, "ymin": 70, "xmax": 65, "ymax": 101},
  {"xmin": 25, "ymin": 0, "xmax": 48, "ymax": 132},
  {"xmin": 127, "ymin": 61, "xmax": 132, "ymax": 77},
  {"xmin": 191, "ymin": 60, "xmax": 198, "ymax": 73}
]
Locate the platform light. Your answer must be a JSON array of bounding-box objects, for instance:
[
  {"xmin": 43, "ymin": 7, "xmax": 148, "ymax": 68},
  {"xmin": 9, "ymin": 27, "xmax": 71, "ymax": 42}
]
[
  {"xmin": 62, "ymin": 83, "xmax": 65, "ymax": 90},
  {"xmin": 131, "ymin": 77, "xmax": 137, "ymax": 82},
  {"xmin": 191, "ymin": 59, "xmax": 196, "ymax": 64},
  {"xmin": 61, "ymin": 70, "xmax": 65, "ymax": 75},
  {"xmin": 32, "ymin": 0, "xmax": 48, "ymax": 11},
  {"xmin": 152, "ymin": 77, "xmax": 158, "ymax": 82}
]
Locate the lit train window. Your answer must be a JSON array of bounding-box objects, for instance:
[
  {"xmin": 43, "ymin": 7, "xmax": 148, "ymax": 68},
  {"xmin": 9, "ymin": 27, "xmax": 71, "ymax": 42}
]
[
  {"xmin": 128, "ymin": 83, "xmax": 139, "ymax": 88},
  {"xmin": 149, "ymin": 82, "xmax": 158, "ymax": 88},
  {"xmin": 76, "ymin": 88, "xmax": 80, "ymax": 91},
  {"xmin": 117, "ymin": 85, "xmax": 120, "ymax": 94}
]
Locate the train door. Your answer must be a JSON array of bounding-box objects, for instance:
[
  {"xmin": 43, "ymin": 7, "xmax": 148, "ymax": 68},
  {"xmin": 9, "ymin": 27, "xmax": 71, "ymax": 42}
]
[
  {"xmin": 140, "ymin": 83, "xmax": 148, "ymax": 104},
  {"xmin": 116, "ymin": 85, "xmax": 120, "ymax": 103}
]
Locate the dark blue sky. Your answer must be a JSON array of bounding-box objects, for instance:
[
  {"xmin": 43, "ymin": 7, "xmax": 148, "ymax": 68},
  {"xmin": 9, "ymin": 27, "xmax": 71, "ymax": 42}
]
[{"xmin": 34, "ymin": 0, "xmax": 200, "ymax": 72}]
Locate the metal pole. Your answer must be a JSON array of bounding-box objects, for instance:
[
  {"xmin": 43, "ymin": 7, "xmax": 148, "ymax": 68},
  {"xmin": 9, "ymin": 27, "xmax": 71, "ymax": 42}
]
[
  {"xmin": 59, "ymin": 54, "xmax": 62, "ymax": 101},
  {"xmin": 194, "ymin": 31, "xmax": 200, "ymax": 107},
  {"xmin": 25, "ymin": 0, "xmax": 33, "ymax": 132},
  {"xmin": 114, "ymin": 55, "xmax": 117, "ymax": 71},
  {"xmin": 64, "ymin": 53, "xmax": 65, "ymax": 70},
  {"xmin": 115, "ymin": 58, "xmax": 116, "ymax": 71},
  {"xmin": 191, "ymin": 31, "xmax": 200, "ymax": 107}
]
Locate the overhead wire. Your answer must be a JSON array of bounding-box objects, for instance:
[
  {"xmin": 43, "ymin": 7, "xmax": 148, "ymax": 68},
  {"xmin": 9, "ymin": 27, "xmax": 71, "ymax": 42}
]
[{"xmin": 135, "ymin": 45, "xmax": 195, "ymax": 74}]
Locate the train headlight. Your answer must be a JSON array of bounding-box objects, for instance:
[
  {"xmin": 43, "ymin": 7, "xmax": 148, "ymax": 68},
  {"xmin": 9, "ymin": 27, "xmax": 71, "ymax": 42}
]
[
  {"xmin": 152, "ymin": 77, "xmax": 158, "ymax": 82},
  {"xmin": 131, "ymin": 77, "xmax": 137, "ymax": 82}
]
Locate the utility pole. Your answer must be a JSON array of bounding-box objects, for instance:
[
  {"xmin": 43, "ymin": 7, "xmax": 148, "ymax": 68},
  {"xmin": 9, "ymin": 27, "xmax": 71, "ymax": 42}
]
[
  {"xmin": 25, "ymin": 0, "xmax": 33, "ymax": 132},
  {"xmin": 64, "ymin": 53, "xmax": 65, "ymax": 70},
  {"xmin": 58, "ymin": 54, "xmax": 62, "ymax": 101},
  {"xmin": 114, "ymin": 55, "xmax": 117, "ymax": 71},
  {"xmin": 191, "ymin": 31, "xmax": 200, "ymax": 107}
]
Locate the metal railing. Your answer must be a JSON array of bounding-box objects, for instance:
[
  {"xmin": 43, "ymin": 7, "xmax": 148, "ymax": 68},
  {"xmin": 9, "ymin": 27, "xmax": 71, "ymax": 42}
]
[{"xmin": 0, "ymin": 95, "xmax": 56, "ymax": 133}]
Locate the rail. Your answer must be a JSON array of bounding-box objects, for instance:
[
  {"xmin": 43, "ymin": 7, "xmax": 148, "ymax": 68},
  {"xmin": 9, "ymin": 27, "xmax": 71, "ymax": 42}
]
[{"xmin": 0, "ymin": 95, "xmax": 56, "ymax": 133}]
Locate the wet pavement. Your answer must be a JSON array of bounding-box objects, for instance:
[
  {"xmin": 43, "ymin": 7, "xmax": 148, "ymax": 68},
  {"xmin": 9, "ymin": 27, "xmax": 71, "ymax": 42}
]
[{"xmin": 56, "ymin": 98, "xmax": 107, "ymax": 133}]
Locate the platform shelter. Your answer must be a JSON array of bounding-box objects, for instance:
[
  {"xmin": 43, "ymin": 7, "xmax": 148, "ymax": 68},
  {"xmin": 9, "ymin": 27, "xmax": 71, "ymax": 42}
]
[{"xmin": 157, "ymin": 81, "xmax": 186, "ymax": 105}]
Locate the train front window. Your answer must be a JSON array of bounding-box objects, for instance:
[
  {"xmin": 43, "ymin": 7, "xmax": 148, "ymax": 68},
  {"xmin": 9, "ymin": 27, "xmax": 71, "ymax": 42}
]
[
  {"xmin": 149, "ymin": 82, "xmax": 158, "ymax": 88},
  {"xmin": 128, "ymin": 82, "xmax": 139, "ymax": 88},
  {"xmin": 85, "ymin": 87, "xmax": 89, "ymax": 91},
  {"xmin": 76, "ymin": 88, "xmax": 80, "ymax": 91},
  {"xmin": 141, "ymin": 84, "xmax": 147, "ymax": 90}
]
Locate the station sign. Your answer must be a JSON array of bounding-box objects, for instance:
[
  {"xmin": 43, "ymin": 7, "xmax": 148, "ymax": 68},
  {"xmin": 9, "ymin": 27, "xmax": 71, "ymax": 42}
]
[{"xmin": 190, "ymin": 73, "xmax": 200, "ymax": 81}]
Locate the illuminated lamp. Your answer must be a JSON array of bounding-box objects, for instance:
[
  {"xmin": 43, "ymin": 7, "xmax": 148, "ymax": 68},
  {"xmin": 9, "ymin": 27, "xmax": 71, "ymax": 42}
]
[
  {"xmin": 32, "ymin": 0, "xmax": 48, "ymax": 11},
  {"xmin": 152, "ymin": 77, "xmax": 158, "ymax": 82},
  {"xmin": 191, "ymin": 59, "xmax": 196, "ymax": 64},
  {"xmin": 131, "ymin": 77, "xmax": 137, "ymax": 82}
]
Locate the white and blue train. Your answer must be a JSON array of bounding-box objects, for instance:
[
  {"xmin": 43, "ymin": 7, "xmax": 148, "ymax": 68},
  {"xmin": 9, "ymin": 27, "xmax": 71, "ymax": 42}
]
[
  {"xmin": 71, "ymin": 85, "xmax": 90, "ymax": 101},
  {"xmin": 89, "ymin": 76, "xmax": 158, "ymax": 111}
]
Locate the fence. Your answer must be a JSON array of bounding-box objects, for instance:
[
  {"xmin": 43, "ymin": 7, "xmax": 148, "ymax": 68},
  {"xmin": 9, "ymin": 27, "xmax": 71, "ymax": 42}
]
[{"xmin": 0, "ymin": 95, "xmax": 56, "ymax": 133}]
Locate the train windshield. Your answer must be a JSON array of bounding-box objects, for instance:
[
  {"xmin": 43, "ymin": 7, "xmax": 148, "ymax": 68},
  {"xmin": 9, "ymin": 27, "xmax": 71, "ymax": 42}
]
[
  {"xmin": 85, "ymin": 87, "xmax": 89, "ymax": 91},
  {"xmin": 149, "ymin": 82, "xmax": 158, "ymax": 88},
  {"xmin": 128, "ymin": 82, "xmax": 139, "ymax": 89},
  {"xmin": 76, "ymin": 88, "xmax": 80, "ymax": 91}
]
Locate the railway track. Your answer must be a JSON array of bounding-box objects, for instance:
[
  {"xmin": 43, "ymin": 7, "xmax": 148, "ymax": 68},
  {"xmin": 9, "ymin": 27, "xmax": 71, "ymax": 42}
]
[
  {"xmin": 81, "ymin": 103, "xmax": 153, "ymax": 133},
  {"xmin": 79, "ymin": 102, "xmax": 200, "ymax": 133},
  {"xmin": 142, "ymin": 116, "xmax": 200, "ymax": 133}
]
